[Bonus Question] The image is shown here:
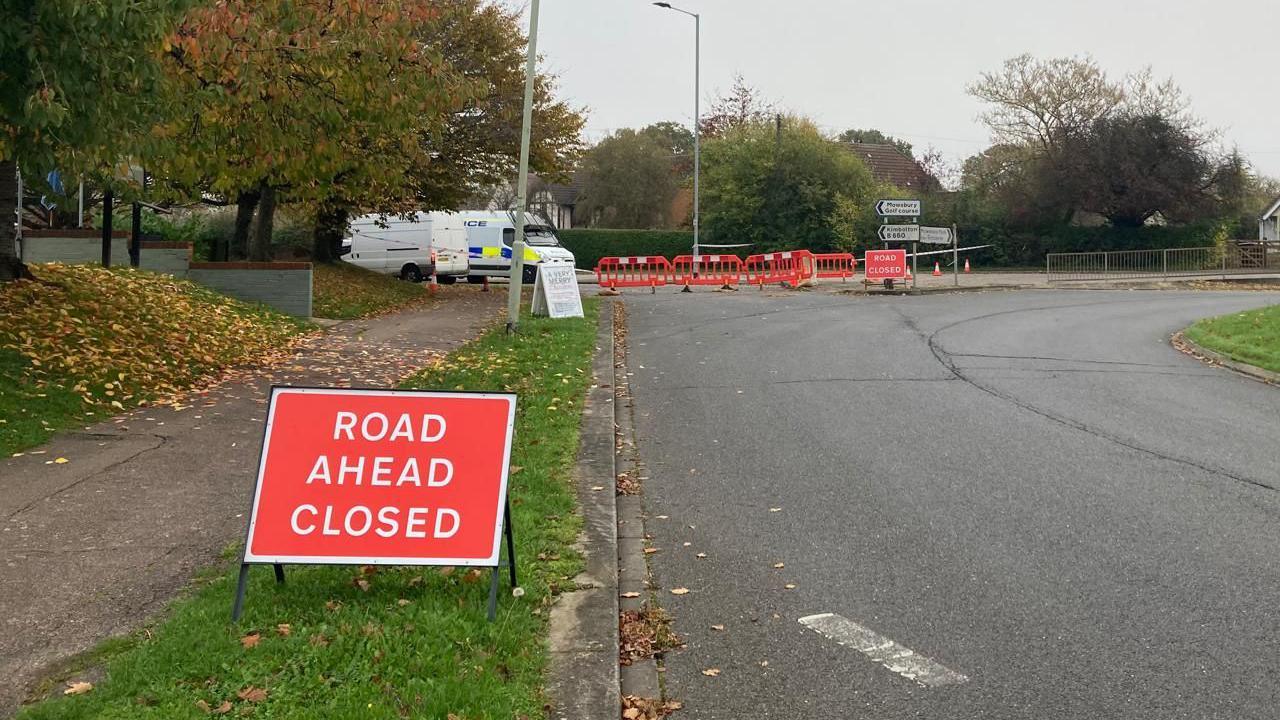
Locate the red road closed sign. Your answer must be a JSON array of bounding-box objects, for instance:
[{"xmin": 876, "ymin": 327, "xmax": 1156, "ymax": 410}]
[
  {"xmin": 864, "ymin": 249, "xmax": 907, "ymax": 281},
  {"xmin": 243, "ymin": 387, "xmax": 517, "ymax": 567}
]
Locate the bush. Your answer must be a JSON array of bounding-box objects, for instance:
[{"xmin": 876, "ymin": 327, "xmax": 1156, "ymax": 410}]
[{"xmin": 557, "ymin": 229, "xmax": 697, "ymax": 269}]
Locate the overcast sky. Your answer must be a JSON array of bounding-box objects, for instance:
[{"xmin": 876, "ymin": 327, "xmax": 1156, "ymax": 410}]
[{"xmin": 532, "ymin": 0, "xmax": 1280, "ymax": 181}]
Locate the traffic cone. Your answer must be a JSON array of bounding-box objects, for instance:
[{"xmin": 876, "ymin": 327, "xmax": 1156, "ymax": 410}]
[
  {"xmin": 905, "ymin": 265, "xmax": 913, "ymax": 280},
  {"xmin": 932, "ymin": 261, "xmax": 942, "ymax": 277},
  {"xmin": 429, "ymin": 273, "xmax": 438, "ymax": 295},
  {"xmin": 963, "ymin": 258, "xmax": 972, "ymax": 273}
]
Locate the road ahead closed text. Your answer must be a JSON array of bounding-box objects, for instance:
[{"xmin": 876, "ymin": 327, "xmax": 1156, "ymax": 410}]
[{"xmin": 244, "ymin": 388, "xmax": 516, "ymax": 566}]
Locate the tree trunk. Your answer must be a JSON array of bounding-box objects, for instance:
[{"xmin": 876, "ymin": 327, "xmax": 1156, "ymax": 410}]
[
  {"xmin": 312, "ymin": 205, "xmax": 350, "ymax": 264},
  {"xmin": 0, "ymin": 160, "xmax": 32, "ymax": 282},
  {"xmin": 229, "ymin": 189, "xmax": 261, "ymax": 261},
  {"xmin": 249, "ymin": 184, "xmax": 276, "ymax": 262}
]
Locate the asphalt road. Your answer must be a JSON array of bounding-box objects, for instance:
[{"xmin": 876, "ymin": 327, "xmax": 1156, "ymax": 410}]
[{"xmin": 624, "ymin": 288, "xmax": 1280, "ymax": 719}]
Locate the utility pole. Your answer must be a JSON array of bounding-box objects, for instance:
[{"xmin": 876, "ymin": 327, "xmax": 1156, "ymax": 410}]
[{"xmin": 506, "ymin": 0, "xmax": 540, "ymax": 334}]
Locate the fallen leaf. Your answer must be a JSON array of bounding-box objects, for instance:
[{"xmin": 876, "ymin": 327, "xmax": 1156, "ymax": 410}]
[
  {"xmin": 701, "ymin": 668, "xmax": 721, "ymax": 677},
  {"xmin": 711, "ymin": 624, "xmax": 725, "ymax": 631},
  {"xmin": 275, "ymin": 623, "xmax": 291, "ymax": 636},
  {"xmin": 643, "ymin": 548, "xmax": 659, "ymax": 554},
  {"xmin": 620, "ymin": 591, "xmax": 641, "ymax": 598},
  {"xmin": 670, "ymin": 587, "xmax": 690, "ymax": 595},
  {"xmin": 695, "ymin": 553, "xmax": 707, "ymax": 559},
  {"xmin": 591, "ymin": 486, "xmax": 605, "ymax": 491},
  {"xmin": 240, "ymin": 633, "xmax": 261, "ymax": 649},
  {"xmin": 53, "ymin": 457, "xmax": 69, "ymax": 464},
  {"xmin": 353, "ymin": 578, "xmax": 370, "ymax": 592},
  {"xmin": 236, "ymin": 686, "xmax": 267, "ymax": 703},
  {"xmin": 212, "ymin": 700, "xmax": 232, "ymax": 715},
  {"xmin": 773, "ymin": 562, "xmax": 785, "ymax": 569},
  {"xmin": 397, "ymin": 599, "xmax": 411, "ymax": 607},
  {"xmin": 623, "ymin": 709, "xmax": 642, "ymax": 719},
  {"xmin": 784, "ymin": 583, "xmax": 797, "ymax": 590},
  {"xmin": 63, "ymin": 681, "xmax": 93, "ymax": 696},
  {"xmin": 769, "ymin": 507, "xmax": 782, "ymax": 512}
]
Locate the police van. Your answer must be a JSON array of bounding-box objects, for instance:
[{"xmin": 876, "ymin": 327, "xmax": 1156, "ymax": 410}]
[{"xmin": 453, "ymin": 211, "xmax": 576, "ymax": 284}]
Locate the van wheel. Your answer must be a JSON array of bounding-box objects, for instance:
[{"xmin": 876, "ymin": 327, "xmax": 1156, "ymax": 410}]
[
  {"xmin": 467, "ymin": 275, "xmax": 486, "ymax": 284},
  {"xmin": 522, "ymin": 265, "xmax": 537, "ymax": 284},
  {"xmin": 436, "ymin": 275, "xmax": 457, "ymax": 285},
  {"xmin": 400, "ymin": 264, "xmax": 423, "ymax": 283}
]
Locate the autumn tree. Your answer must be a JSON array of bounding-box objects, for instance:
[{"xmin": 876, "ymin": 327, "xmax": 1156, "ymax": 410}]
[
  {"xmin": 699, "ymin": 74, "xmax": 775, "ymax": 139},
  {"xmin": 0, "ymin": 0, "xmax": 189, "ymax": 280},
  {"xmin": 577, "ymin": 129, "xmax": 680, "ymax": 228},
  {"xmin": 151, "ymin": 0, "xmax": 470, "ymax": 261},
  {"xmin": 702, "ymin": 117, "xmax": 876, "ymax": 251},
  {"xmin": 311, "ymin": 0, "xmax": 585, "ymax": 261},
  {"xmin": 836, "ymin": 129, "xmax": 914, "ymax": 159}
]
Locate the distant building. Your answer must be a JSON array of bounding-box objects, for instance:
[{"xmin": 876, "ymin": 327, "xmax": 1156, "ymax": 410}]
[
  {"xmin": 1260, "ymin": 197, "xmax": 1280, "ymax": 242},
  {"xmin": 845, "ymin": 143, "xmax": 938, "ymax": 192},
  {"xmin": 478, "ymin": 174, "xmax": 581, "ymax": 230}
]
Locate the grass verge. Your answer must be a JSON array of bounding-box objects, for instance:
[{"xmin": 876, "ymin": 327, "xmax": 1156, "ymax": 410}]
[
  {"xmin": 0, "ymin": 264, "xmax": 308, "ymax": 457},
  {"xmin": 1185, "ymin": 303, "xmax": 1280, "ymax": 374},
  {"xmin": 312, "ymin": 261, "xmax": 429, "ymax": 319},
  {"xmin": 19, "ymin": 300, "xmax": 601, "ymax": 719}
]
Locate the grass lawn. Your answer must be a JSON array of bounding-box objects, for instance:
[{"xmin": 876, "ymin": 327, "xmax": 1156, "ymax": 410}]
[
  {"xmin": 20, "ymin": 300, "xmax": 601, "ymax": 719},
  {"xmin": 0, "ymin": 264, "xmax": 308, "ymax": 457},
  {"xmin": 312, "ymin": 261, "xmax": 430, "ymax": 319},
  {"xmin": 1185, "ymin": 302, "xmax": 1280, "ymax": 374}
]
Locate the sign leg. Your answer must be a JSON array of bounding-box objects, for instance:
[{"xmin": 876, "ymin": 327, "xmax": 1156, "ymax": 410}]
[
  {"xmin": 486, "ymin": 566, "xmax": 500, "ymax": 622},
  {"xmin": 504, "ymin": 502, "xmax": 518, "ymax": 588},
  {"xmin": 231, "ymin": 564, "xmax": 250, "ymax": 622},
  {"xmin": 273, "ymin": 564, "xmax": 285, "ymax": 585}
]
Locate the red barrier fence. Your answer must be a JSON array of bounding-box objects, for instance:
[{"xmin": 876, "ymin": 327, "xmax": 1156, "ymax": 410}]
[
  {"xmin": 670, "ymin": 254, "xmax": 744, "ymax": 288},
  {"xmin": 596, "ymin": 256, "xmax": 672, "ymax": 291},
  {"xmin": 813, "ymin": 252, "xmax": 856, "ymax": 280},
  {"xmin": 744, "ymin": 250, "xmax": 817, "ymax": 288}
]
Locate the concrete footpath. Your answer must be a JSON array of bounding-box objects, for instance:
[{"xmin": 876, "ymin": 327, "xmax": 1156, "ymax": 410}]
[{"xmin": 0, "ymin": 287, "xmax": 504, "ymax": 716}]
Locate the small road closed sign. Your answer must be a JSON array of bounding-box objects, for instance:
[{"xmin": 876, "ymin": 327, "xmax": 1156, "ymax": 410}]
[
  {"xmin": 864, "ymin": 249, "xmax": 907, "ymax": 281},
  {"xmin": 233, "ymin": 387, "xmax": 518, "ymax": 619}
]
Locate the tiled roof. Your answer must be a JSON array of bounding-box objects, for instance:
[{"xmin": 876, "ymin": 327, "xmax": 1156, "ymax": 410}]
[{"xmin": 845, "ymin": 143, "xmax": 936, "ymax": 190}]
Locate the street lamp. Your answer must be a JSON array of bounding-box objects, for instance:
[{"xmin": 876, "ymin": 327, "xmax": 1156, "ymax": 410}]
[{"xmin": 653, "ymin": 2, "xmax": 700, "ymax": 265}]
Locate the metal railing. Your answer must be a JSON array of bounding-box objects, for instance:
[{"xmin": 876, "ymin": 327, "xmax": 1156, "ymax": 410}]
[{"xmin": 1046, "ymin": 244, "xmax": 1277, "ymax": 282}]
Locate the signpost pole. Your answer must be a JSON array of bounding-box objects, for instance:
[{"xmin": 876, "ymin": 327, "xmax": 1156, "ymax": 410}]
[
  {"xmin": 911, "ymin": 241, "xmax": 917, "ymax": 288},
  {"xmin": 953, "ymin": 224, "xmax": 959, "ymax": 287},
  {"xmin": 506, "ymin": 0, "xmax": 540, "ymax": 334}
]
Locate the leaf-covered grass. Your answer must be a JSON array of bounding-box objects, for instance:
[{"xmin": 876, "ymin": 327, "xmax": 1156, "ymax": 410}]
[
  {"xmin": 20, "ymin": 300, "xmax": 601, "ymax": 719},
  {"xmin": 0, "ymin": 264, "xmax": 310, "ymax": 457},
  {"xmin": 1185, "ymin": 302, "xmax": 1280, "ymax": 373},
  {"xmin": 312, "ymin": 261, "xmax": 430, "ymax": 319}
]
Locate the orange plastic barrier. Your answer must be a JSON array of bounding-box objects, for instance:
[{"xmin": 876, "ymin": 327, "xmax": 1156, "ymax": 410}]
[
  {"xmin": 670, "ymin": 254, "xmax": 744, "ymax": 288},
  {"xmin": 595, "ymin": 256, "xmax": 673, "ymax": 292},
  {"xmin": 813, "ymin": 252, "xmax": 856, "ymax": 281},
  {"xmin": 744, "ymin": 250, "xmax": 817, "ymax": 288}
]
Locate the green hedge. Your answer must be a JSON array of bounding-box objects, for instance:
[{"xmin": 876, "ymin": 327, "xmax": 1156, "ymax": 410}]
[
  {"xmin": 962, "ymin": 223, "xmax": 1222, "ymax": 267},
  {"xmin": 557, "ymin": 229, "xmax": 695, "ymax": 269}
]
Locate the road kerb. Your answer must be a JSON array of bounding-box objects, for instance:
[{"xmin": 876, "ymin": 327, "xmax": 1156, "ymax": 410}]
[
  {"xmin": 1172, "ymin": 331, "xmax": 1280, "ymax": 385},
  {"xmin": 544, "ymin": 302, "xmax": 621, "ymax": 719}
]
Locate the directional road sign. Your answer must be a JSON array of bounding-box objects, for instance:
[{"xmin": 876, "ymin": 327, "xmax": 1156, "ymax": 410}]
[
  {"xmin": 875, "ymin": 199, "xmax": 921, "ymax": 217},
  {"xmin": 919, "ymin": 226, "xmax": 954, "ymax": 245},
  {"xmin": 878, "ymin": 224, "xmax": 920, "ymax": 243}
]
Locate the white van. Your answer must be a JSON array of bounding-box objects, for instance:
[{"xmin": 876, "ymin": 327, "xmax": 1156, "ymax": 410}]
[
  {"xmin": 455, "ymin": 211, "xmax": 576, "ymax": 284},
  {"xmin": 342, "ymin": 213, "xmax": 468, "ymax": 283}
]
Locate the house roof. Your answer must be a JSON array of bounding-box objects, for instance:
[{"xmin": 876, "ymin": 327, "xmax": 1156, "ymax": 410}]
[
  {"xmin": 1262, "ymin": 196, "xmax": 1280, "ymax": 221},
  {"xmin": 845, "ymin": 143, "xmax": 936, "ymax": 190},
  {"xmin": 532, "ymin": 172, "xmax": 583, "ymax": 206}
]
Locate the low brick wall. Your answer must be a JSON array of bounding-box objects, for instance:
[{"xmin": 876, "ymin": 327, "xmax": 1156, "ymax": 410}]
[
  {"xmin": 20, "ymin": 230, "xmax": 129, "ymax": 265},
  {"xmin": 187, "ymin": 262, "xmax": 313, "ymax": 317},
  {"xmin": 138, "ymin": 242, "xmax": 193, "ymax": 277}
]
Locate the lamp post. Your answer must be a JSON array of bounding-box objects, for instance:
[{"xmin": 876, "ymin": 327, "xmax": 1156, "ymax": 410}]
[
  {"xmin": 506, "ymin": 0, "xmax": 541, "ymax": 333},
  {"xmin": 653, "ymin": 2, "xmax": 699, "ymax": 264}
]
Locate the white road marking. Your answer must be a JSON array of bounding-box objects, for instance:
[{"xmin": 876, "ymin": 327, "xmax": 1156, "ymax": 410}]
[{"xmin": 798, "ymin": 613, "xmax": 968, "ymax": 687}]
